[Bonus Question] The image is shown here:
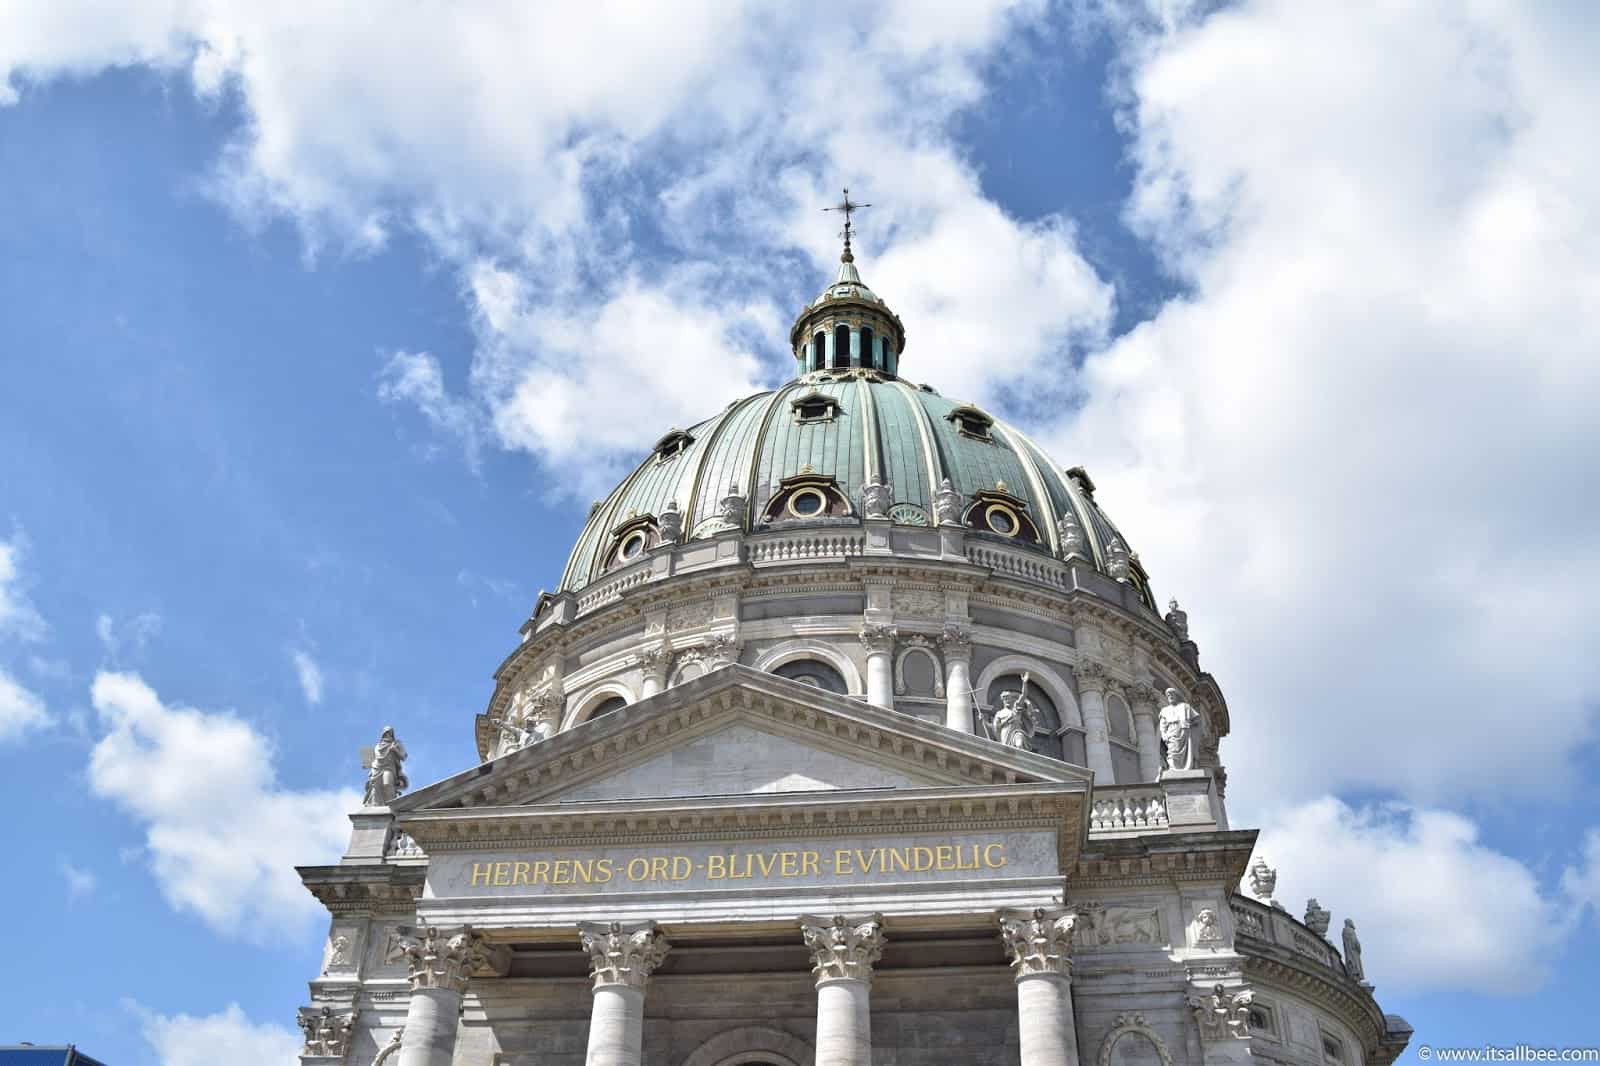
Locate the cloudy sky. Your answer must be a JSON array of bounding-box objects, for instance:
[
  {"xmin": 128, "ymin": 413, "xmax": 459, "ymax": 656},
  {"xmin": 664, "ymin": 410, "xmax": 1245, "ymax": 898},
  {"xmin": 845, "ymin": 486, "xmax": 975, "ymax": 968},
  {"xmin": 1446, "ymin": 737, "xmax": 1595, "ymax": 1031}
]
[{"xmin": 2, "ymin": 1, "xmax": 1597, "ymax": 1062}]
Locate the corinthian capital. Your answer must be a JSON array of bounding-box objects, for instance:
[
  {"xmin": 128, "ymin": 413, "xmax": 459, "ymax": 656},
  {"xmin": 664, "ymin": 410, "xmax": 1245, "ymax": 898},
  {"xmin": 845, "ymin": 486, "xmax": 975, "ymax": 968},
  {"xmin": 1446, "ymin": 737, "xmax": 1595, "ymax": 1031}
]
[
  {"xmin": 1075, "ymin": 659, "xmax": 1110, "ymax": 691},
  {"xmin": 800, "ymin": 913, "xmax": 886, "ymax": 985},
  {"xmin": 997, "ymin": 906, "xmax": 1081, "ymax": 980},
  {"xmin": 1128, "ymin": 681, "xmax": 1160, "ymax": 709},
  {"xmin": 937, "ymin": 623, "xmax": 973, "ymax": 659},
  {"xmin": 634, "ymin": 642, "xmax": 672, "ymax": 677},
  {"xmin": 397, "ymin": 924, "xmax": 495, "ymax": 994},
  {"xmin": 858, "ymin": 623, "xmax": 898, "ymax": 654},
  {"xmin": 578, "ymin": 920, "xmax": 671, "ymax": 990}
]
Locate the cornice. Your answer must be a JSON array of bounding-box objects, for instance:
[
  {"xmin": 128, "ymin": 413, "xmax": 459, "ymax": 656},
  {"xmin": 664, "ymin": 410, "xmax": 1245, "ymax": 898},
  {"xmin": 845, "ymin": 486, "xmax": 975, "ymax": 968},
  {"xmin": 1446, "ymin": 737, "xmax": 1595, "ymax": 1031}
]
[
  {"xmin": 400, "ymin": 785, "xmax": 1086, "ymax": 866},
  {"xmin": 298, "ymin": 864, "xmax": 425, "ymax": 917}
]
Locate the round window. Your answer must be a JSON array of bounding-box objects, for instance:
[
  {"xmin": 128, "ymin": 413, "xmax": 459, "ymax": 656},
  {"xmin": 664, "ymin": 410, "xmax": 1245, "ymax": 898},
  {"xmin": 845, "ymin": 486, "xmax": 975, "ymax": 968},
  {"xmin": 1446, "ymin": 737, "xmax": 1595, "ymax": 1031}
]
[
  {"xmin": 619, "ymin": 530, "xmax": 648, "ymax": 559},
  {"xmin": 986, "ymin": 504, "xmax": 1019, "ymax": 536},
  {"xmin": 788, "ymin": 488, "xmax": 828, "ymax": 517}
]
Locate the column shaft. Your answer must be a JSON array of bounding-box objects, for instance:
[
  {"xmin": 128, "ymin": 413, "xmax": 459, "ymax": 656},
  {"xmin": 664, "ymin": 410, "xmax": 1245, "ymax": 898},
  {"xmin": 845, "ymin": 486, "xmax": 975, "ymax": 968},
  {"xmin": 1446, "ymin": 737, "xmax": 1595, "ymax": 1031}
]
[
  {"xmin": 865, "ymin": 652, "xmax": 893, "ymax": 708},
  {"xmin": 815, "ymin": 978, "xmax": 873, "ymax": 1066},
  {"xmin": 1132, "ymin": 709, "xmax": 1161, "ymax": 781},
  {"xmin": 1016, "ymin": 974, "xmax": 1080, "ymax": 1066},
  {"xmin": 396, "ymin": 988, "xmax": 459, "ymax": 1066},
  {"xmin": 1078, "ymin": 685, "xmax": 1116, "ymax": 782},
  {"xmin": 586, "ymin": 985, "xmax": 645, "ymax": 1066},
  {"xmin": 944, "ymin": 657, "xmax": 974, "ymax": 733}
]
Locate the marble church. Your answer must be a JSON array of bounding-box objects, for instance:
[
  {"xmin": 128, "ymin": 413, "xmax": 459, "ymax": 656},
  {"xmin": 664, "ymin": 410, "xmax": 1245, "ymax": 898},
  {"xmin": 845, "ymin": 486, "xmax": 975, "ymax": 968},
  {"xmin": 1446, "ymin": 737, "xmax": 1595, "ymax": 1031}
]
[{"xmin": 294, "ymin": 201, "xmax": 1413, "ymax": 1066}]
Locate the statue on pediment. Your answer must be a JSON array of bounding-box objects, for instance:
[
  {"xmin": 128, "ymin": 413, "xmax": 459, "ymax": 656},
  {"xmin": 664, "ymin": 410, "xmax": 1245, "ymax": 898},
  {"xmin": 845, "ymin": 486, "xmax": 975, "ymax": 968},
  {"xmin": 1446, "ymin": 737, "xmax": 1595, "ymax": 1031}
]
[
  {"xmin": 362, "ymin": 726, "xmax": 409, "ymax": 807},
  {"xmin": 1343, "ymin": 919, "xmax": 1366, "ymax": 982}
]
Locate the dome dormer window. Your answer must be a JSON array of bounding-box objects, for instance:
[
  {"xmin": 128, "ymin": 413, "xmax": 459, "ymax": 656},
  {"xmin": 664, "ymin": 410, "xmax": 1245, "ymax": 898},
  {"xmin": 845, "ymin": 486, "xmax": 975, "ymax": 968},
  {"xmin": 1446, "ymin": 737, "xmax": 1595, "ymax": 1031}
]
[
  {"xmin": 947, "ymin": 404, "xmax": 994, "ymax": 442},
  {"xmin": 964, "ymin": 485, "xmax": 1041, "ymax": 544},
  {"xmin": 652, "ymin": 428, "xmax": 694, "ymax": 462},
  {"xmin": 601, "ymin": 514, "xmax": 660, "ymax": 571},
  {"xmin": 791, "ymin": 391, "xmax": 840, "ymax": 424},
  {"xmin": 762, "ymin": 470, "xmax": 851, "ymax": 524}
]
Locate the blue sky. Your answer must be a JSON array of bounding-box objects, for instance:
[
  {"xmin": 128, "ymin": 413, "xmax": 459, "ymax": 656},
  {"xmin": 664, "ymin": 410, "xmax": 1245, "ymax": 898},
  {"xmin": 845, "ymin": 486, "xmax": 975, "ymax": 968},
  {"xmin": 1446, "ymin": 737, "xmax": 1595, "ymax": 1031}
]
[{"xmin": 2, "ymin": 4, "xmax": 1598, "ymax": 1064}]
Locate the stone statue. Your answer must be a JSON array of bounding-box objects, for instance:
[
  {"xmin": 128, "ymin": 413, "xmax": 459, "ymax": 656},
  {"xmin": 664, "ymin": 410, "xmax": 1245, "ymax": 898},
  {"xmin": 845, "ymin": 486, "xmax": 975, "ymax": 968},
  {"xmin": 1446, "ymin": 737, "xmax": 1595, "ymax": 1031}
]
[
  {"xmin": 1342, "ymin": 918, "xmax": 1365, "ymax": 982},
  {"xmin": 1304, "ymin": 898, "xmax": 1331, "ymax": 938},
  {"xmin": 861, "ymin": 476, "xmax": 893, "ymax": 519},
  {"xmin": 717, "ymin": 482, "xmax": 746, "ymax": 527},
  {"xmin": 992, "ymin": 674, "xmax": 1043, "ymax": 750},
  {"xmin": 361, "ymin": 726, "xmax": 409, "ymax": 807},
  {"xmin": 371, "ymin": 1027, "xmax": 405, "ymax": 1066},
  {"xmin": 1247, "ymin": 856, "xmax": 1278, "ymax": 906},
  {"xmin": 933, "ymin": 478, "xmax": 963, "ymax": 525},
  {"xmin": 1056, "ymin": 512, "xmax": 1084, "ymax": 557},
  {"xmin": 1165, "ymin": 598, "xmax": 1189, "ymax": 641},
  {"xmin": 1106, "ymin": 538, "xmax": 1132, "ymax": 582},
  {"xmin": 1158, "ymin": 688, "xmax": 1200, "ymax": 771},
  {"xmin": 657, "ymin": 499, "xmax": 683, "ymax": 545}
]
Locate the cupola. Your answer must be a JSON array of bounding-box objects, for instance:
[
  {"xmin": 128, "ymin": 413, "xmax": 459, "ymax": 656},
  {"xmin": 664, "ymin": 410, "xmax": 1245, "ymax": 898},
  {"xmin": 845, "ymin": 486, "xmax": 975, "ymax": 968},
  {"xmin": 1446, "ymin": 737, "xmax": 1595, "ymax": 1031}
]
[{"xmin": 789, "ymin": 190, "xmax": 907, "ymax": 379}]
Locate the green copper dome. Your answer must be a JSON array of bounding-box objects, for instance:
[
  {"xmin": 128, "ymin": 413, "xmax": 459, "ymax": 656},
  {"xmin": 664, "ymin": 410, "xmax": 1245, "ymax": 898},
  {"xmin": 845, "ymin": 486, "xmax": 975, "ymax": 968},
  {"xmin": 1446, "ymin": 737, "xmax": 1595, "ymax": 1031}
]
[
  {"xmin": 557, "ymin": 247, "xmax": 1152, "ymax": 605},
  {"xmin": 559, "ymin": 372, "xmax": 1151, "ymax": 600}
]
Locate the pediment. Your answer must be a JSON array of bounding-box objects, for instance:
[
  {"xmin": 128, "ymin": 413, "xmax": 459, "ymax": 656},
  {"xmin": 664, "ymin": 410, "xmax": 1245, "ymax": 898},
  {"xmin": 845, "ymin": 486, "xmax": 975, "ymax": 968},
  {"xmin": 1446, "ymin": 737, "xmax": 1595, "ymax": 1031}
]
[{"xmin": 396, "ymin": 666, "xmax": 1090, "ymax": 812}]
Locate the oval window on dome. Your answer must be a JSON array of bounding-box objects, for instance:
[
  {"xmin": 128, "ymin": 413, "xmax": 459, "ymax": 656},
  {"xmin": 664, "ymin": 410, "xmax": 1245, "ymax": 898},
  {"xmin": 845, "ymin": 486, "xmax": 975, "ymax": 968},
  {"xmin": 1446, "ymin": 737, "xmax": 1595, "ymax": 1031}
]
[
  {"xmin": 788, "ymin": 488, "xmax": 827, "ymax": 517},
  {"xmin": 986, "ymin": 504, "xmax": 1020, "ymax": 536},
  {"xmin": 619, "ymin": 529, "xmax": 649, "ymax": 560}
]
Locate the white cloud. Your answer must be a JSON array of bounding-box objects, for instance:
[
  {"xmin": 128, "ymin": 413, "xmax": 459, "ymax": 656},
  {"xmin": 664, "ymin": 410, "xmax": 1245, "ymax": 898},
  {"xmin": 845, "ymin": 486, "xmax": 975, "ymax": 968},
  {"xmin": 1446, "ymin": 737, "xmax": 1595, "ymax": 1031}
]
[
  {"xmin": 0, "ymin": 1, "xmax": 1110, "ymax": 490},
  {"xmin": 0, "ymin": 669, "xmax": 49, "ymax": 742},
  {"xmin": 139, "ymin": 1002, "xmax": 301, "ymax": 1066},
  {"xmin": 289, "ymin": 648, "xmax": 324, "ymax": 706},
  {"xmin": 377, "ymin": 350, "xmax": 483, "ymax": 469},
  {"xmin": 1254, "ymin": 797, "xmax": 1576, "ymax": 995},
  {"xmin": 1055, "ymin": 1, "xmax": 1600, "ymax": 810},
  {"xmin": 1561, "ymin": 829, "xmax": 1600, "ymax": 918},
  {"xmin": 88, "ymin": 671, "xmax": 358, "ymax": 936},
  {"xmin": 0, "ymin": 534, "xmax": 45, "ymax": 641},
  {"xmin": 96, "ymin": 610, "xmax": 164, "ymax": 662},
  {"xmin": 61, "ymin": 859, "xmax": 97, "ymax": 900}
]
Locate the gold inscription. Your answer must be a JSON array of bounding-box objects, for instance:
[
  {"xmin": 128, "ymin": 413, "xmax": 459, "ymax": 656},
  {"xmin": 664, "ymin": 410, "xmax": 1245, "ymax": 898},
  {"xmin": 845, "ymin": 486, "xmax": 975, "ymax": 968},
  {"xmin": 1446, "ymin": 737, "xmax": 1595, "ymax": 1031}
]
[{"xmin": 465, "ymin": 840, "xmax": 1011, "ymax": 890}]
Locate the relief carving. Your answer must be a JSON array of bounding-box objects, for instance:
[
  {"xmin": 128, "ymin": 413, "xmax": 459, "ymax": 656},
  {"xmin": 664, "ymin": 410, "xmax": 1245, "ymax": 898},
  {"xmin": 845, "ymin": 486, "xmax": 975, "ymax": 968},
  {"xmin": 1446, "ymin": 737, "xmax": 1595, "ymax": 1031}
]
[
  {"xmin": 1075, "ymin": 902, "xmax": 1163, "ymax": 947},
  {"xmin": 891, "ymin": 587, "xmax": 943, "ymax": 616}
]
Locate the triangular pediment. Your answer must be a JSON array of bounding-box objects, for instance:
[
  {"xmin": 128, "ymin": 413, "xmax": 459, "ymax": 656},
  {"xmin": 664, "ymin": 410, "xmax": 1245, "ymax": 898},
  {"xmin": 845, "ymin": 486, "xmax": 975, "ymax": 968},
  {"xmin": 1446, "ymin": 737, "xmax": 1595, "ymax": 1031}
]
[{"xmin": 395, "ymin": 666, "xmax": 1091, "ymax": 813}]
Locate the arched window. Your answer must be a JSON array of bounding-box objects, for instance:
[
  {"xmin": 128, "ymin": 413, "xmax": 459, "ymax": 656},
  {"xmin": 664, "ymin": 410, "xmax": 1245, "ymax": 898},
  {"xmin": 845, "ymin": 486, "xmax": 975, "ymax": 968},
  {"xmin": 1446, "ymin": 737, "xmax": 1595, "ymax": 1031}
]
[
  {"xmin": 985, "ymin": 674, "xmax": 1072, "ymax": 762},
  {"xmin": 773, "ymin": 659, "xmax": 848, "ymax": 695},
  {"xmin": 860, "ymin": 326, "xmax": 875, "ymax": 370},
  {"xmin": 835, "ymin": 324, "xmax": 852, "ymax": 368},
  {"xmin": 815, "ymin": 331, "xmax": 829, "ymax": 369},
  {"xmin": 589, "ymin": 696, "xmax": 627, "ymax": 720},
  {"xmin": 1106, "ymin": 692, "xmax": 1142, "ymax": 783}
]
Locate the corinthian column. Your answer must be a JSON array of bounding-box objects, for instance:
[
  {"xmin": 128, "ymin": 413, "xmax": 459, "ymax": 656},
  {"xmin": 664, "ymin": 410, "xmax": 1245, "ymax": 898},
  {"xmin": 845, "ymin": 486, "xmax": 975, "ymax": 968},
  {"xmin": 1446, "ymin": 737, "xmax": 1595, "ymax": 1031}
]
[
  {"xmin": 578, "ymin": 920, "xmax": 670, "ymax": 1066},
  {"xmin": 801, "ymin": 913, "xmax": 886, "ymax": 1066},
  {"xmin": 1128, "ymin": 682, "xmax": 1163, "ymax": 781},
  {"xmin": 1074, "ymin": 662, "xmax": 1117, "ymax": 782},
  {"xmin": 997, "ymin": 908, "xmax": 1084, "ymax": 1066},
  {"xmin": 939, "ymin": 624, "xmax": 975, "ymax": 734},
  {"xmin": 396, "ymin": 924, "xmax": 492, "ymax": 1066},
  {"xmin": 858, "ymin": 625, "xmax": 897, "ymax": 709}
]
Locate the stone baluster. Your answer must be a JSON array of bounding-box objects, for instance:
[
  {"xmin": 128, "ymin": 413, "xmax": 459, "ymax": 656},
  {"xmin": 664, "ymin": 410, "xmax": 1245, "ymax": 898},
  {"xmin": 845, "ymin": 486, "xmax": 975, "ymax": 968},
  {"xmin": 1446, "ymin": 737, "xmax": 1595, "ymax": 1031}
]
[
  {"xmin": 858, "ymin": 625, "xmax": 897, "ymax": 709},
  {"xmin": 1128, "ymin": 682, "xmax": 1163, "ymax": 782},
  {"xmin": 801, "ymin": 913, "xmax": 886, "ymax": 1066},
  {"xmin": 939, "ymin": 624, "xmax": 975, "ymax": 734},
  {"xmin": 997, "ymin": 907, "xmax": 1084, "ymax": 1066},
  {"xmin": 1074, "ymin": 662, "xmax": 1117, "ymax": 783},
  {"xmin": 395, "ymin": 924, "xmax": 493, "ymax": 1066},
  {"xmin": 636, "ymin": 644, "xmax": 671, "ymax": 700},
  {"xmin": 578, "ymin": 920, "xmax": 670, "ymax": 1066}
]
